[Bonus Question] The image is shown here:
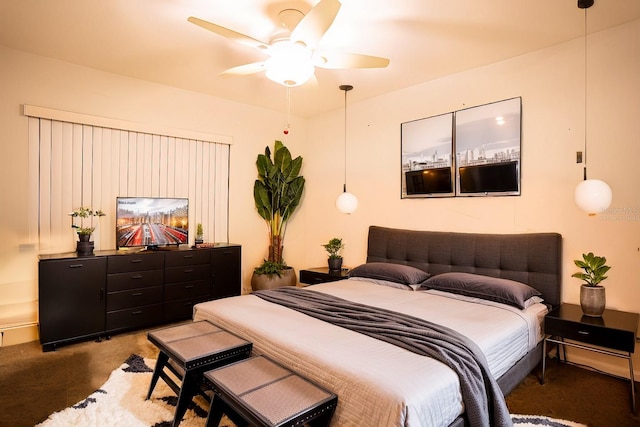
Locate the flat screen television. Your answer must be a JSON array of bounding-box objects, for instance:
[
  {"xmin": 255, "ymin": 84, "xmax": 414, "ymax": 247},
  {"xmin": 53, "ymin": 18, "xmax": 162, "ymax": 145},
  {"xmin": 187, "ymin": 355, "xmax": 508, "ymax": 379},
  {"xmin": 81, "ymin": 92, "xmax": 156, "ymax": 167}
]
[
  {"xmin": 116, "ymin": 197, "xmax": 189, "ymax": 249},
  {"xmin": 458, "ymin": 160, "xmax": 520, "ymax": 195},
  {"xmin": 405, "ymin": 167, "xmax": 453, "ymax": 196}
]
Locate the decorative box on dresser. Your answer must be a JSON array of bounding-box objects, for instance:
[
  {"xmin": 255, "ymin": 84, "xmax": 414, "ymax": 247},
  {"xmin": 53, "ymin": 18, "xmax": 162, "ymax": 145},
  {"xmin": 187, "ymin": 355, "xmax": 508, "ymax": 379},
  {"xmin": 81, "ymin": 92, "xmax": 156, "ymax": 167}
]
[{"xmin": 38, "ymin": 244, "xmax": 241, "ymax": 351}]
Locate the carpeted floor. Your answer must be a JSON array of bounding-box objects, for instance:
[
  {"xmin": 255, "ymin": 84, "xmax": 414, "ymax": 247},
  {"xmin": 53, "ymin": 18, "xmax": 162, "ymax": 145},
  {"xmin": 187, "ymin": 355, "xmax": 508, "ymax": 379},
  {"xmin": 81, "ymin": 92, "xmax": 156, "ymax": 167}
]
[
  {"xmin": 32, "ymin": 354, "xmax": 585, "ymax": 427},
  {"xmin": 0, "ymin": 324, "xmax": 638, "ymax": 426}
]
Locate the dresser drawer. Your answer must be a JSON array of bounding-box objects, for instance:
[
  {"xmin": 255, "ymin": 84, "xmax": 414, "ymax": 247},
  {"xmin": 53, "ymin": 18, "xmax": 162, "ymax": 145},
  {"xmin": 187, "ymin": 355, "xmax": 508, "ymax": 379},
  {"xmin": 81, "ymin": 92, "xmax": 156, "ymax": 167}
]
[
  {"xmin": 107, "ymin": 269, "xmax": 164, "ymax": 292},
  {"xmin": 106, "ymin": 285, "xmax": 163, "ymax": 311},
  {"xmin": 546, "ymin": 316, "xmax": 636, "ymax": 352},
  {"xmin": 165, "ymin": 280, "xmax": 210, "ymax": 301},
  {"xmin": 164, "ymin": 296, "xmax": 210, "ymax": 322},
  {"xmin": 106, "ymin": 304, "xmax": 163, "ymax": 332},
  {"xmin": 107, "ymin": 253, "xmax": 164, "ymax": 273},
  {"xmin": 164, "ymin": 264, "xmax": 210, "ymax": 284},
  {"xmin": 164, "ymin": 249, "xmax": 210, "ymax": 267}
]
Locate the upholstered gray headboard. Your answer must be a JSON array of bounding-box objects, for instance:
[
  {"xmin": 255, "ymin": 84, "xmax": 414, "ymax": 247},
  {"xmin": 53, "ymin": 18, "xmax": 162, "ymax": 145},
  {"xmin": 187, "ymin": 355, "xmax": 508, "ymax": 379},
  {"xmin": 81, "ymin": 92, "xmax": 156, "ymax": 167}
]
[{"xmin": 366, "ymin": 226, "xmax": 562, "ymax": 308}]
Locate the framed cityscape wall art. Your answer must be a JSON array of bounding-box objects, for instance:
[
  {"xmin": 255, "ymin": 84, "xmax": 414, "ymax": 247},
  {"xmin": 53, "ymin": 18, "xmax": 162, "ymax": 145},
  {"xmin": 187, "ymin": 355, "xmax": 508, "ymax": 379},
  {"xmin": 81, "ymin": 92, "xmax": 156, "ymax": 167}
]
[
  {"xmin": 455, "ymin": 97, "xmax": 521, "ymax": 196},
  {"xmin": 400, "ymin": 97, "xmax": 522, "ymax": 199},
  {"xmin": 401, "ymin": 112, "xmax": 454, "ymax": 198}
]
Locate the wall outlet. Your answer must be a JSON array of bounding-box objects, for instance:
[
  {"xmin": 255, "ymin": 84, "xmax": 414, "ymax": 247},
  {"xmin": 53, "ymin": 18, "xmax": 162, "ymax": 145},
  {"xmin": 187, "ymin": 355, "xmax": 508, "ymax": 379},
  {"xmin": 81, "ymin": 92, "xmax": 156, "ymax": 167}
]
[{"xmin": 576, "ymin": 151, "xmax": 583, "ymax": 163}]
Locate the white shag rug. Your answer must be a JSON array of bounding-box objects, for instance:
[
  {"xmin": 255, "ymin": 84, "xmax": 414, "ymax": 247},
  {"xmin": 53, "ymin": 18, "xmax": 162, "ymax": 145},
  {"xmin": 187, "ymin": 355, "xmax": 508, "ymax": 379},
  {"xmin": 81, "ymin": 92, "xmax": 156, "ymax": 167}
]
[
  {"xmin": 37, "ymin": 354, "xmax": 586, "ymax": 427},
  {"xmin": 511, "ymin": 415, "xmax": 586, "ymax": 427}
]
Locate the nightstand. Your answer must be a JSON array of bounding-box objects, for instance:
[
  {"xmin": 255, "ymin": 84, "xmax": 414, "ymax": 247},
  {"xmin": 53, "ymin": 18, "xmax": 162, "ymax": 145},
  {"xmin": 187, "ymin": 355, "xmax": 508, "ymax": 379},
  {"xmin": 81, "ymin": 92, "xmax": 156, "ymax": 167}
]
[
  {"xmin": 299, "ymin": 267, "xmax": 349, "ymax": 285},
  {"xmin": 542, "ymin": 303, "xmax": 639, "ymax": 413}
]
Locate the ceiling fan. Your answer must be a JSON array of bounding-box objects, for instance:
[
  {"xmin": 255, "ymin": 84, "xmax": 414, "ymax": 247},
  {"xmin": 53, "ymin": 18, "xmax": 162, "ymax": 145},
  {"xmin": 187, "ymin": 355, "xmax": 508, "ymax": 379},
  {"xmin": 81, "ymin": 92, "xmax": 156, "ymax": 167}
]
[{"xmin": 187, "ymin": 0, "xmax": 390, "ymax": 87}]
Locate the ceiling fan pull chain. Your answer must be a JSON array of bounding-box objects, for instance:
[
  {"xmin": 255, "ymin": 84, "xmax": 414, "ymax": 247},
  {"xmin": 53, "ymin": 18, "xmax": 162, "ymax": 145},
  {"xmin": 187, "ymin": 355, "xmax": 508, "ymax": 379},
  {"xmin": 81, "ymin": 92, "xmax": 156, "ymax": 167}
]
[{"xmin": 284, "ymin": 86, "xmax": 291, "ymax": 135}]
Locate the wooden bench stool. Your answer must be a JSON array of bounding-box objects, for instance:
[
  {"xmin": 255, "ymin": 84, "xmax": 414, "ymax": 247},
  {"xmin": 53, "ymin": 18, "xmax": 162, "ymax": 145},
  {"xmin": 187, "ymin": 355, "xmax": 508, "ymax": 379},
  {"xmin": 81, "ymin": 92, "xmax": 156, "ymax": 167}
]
[
  {"xmin": 146, "ymin": 321, "xmax": 252, "ymax": 427},
  {"xmin": 203, "ymin": 355, "xmax": 338, "ymax": 427}
]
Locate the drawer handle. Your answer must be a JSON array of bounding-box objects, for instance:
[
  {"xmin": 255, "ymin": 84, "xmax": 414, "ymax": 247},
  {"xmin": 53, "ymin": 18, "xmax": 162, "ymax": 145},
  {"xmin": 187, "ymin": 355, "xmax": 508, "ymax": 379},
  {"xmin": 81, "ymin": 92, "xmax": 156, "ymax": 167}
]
[
  {"xmin": 69, "ymin": 264, "xmax": 84, "ymax": 268},
  {"xmin": 183, "ymin": 268, "xmax": 194, "ymax": 273},
  {"xmin": 130, "ymin": 259, "xmax": 142, "ymax": 264},
  {"xmin": 131, "ymin": 274, "xmax": 143, "ymax": 279},
  {"xmin": 183, "ymin": 255, "xmax": 194, "ymax": 259},
  {"xmin": 578, "ymin": 330, "xmax": 590, "ymax": 335},
  {"xmin": 185, "ymin": 285, "xmax": 195, "ymax": 289},
  {"xmin": 131, "ymin": 310, "xmax": 143, "ymax": 315},
  {"xmin": 132, "ymin": 292, "xmax": 143, "ymax": 296}
]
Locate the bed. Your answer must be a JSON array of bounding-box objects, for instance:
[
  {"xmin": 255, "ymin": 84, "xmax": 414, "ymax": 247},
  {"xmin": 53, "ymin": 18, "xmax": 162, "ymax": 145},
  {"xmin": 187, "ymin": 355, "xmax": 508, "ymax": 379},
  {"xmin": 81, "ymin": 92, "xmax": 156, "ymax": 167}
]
[{"xmin": 193, "ymin": 226, "xmax": 562, "ymax": 427}]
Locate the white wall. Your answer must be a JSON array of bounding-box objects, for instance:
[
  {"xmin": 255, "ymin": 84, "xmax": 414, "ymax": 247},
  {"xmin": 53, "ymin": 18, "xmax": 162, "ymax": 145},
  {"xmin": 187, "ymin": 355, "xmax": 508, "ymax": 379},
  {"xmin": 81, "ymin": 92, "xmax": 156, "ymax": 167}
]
[
  {"xmin": 301, "ymin": 20, "xmax": 640, "ymax": 378},
  {"xmin": 0, "ymin": 45, "xmax": 307, "ymax": 334}
]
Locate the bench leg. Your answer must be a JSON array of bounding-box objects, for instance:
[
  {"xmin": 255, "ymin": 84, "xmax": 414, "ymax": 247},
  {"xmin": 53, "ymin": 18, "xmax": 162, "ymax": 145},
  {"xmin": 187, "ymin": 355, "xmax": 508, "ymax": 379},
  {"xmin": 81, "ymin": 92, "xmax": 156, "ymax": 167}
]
[
  {"xmin": 147, "ymin": 351, "xmax": 168, "ymax": 400},
  {"xmin": 172, "ymin": 371, "xmax": 199, "ymax": 427},
  {"xmin": 205, "ymin": 395, "xmax": 248, "ymax": 427},
  {"xmin": 205, "ymin": 395, "xmax": 225, "ymax": 427}
]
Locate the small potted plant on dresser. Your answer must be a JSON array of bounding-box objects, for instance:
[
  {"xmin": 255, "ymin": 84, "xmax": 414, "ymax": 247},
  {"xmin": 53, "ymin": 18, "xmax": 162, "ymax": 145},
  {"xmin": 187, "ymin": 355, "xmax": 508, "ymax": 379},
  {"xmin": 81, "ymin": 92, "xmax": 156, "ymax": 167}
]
[
  {"xmin": 69, "ymin": 207, "xmax": 106, "ymax": 256},
  {"xmin": 195, "ymin": 223, "xmax": 204, "ymax": 245},
  {"xmin": 322, "ymin": 238, "xmax": 344, "ymax": 271},
  {"xmin": 572, "ymin": 252, "xmax": 611, "ymax": 317}
]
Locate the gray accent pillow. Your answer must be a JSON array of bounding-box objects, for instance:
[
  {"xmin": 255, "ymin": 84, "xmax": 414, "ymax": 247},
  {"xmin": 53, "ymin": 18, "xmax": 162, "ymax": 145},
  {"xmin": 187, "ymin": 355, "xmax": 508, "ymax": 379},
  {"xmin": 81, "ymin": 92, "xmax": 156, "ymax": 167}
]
[
  {"xmin": 349, "ymin": 262, "xmax": 430, "ymax": 286},
  {"xmin": 421, "ymin": 272, "xmax": 542, "ymax": 309}
]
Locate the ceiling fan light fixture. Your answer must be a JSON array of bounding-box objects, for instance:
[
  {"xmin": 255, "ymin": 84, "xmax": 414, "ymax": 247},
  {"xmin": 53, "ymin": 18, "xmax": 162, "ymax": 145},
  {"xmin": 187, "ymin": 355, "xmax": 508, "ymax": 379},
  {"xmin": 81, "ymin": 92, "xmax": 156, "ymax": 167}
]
[{"xmin": 264, "ymin": 41, "xmax": 314, "ymax": 87}]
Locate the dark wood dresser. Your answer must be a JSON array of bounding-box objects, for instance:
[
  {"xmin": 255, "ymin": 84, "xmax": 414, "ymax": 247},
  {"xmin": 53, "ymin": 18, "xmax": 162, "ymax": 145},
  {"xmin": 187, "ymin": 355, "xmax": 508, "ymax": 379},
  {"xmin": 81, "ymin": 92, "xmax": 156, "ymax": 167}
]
[{"xmin": 38, "ymin": 244, "xmax": 241, "ymax": 351}]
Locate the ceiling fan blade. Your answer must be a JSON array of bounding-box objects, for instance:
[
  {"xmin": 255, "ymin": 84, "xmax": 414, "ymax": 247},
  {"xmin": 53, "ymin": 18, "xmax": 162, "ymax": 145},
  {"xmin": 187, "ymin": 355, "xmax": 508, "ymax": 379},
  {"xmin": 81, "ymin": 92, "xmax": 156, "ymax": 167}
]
[
  {"xmin": 219, "ymin": 62, "xmax": 266, "ymax": 76},
  {"xmin": 314, "ymin": 52, "xmax": 390, "ymax": 69},
  {"xmin": 188, "ymin": 16, "xmax": 269, "ymax": 51},
  {"xmin": 290, "ymin": 0, "xmax": 341, "ymax": 49}
]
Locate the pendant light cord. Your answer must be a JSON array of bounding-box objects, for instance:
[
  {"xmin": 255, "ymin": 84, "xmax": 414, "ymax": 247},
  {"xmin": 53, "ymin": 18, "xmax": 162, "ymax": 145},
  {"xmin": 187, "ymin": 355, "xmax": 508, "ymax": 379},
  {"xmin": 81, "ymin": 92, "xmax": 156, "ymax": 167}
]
[
  {"xmin": 343, "ymin": 87, "xmax": 348, "ymax": 191},
  {"xmin": 339, "ymin": 85, "xmax": 353, "ymax": 192},
  {"xmin": 583, "ymin": 7, "xmax": 588, "ymax": 180}
]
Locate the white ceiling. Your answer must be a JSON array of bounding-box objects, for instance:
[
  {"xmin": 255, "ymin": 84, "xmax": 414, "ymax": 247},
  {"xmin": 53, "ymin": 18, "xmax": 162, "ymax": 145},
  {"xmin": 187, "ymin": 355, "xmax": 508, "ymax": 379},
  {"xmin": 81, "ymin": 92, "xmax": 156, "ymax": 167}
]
[{"xmin": 1, "ymin": 0, "xmax": 638, "ymax": 118}]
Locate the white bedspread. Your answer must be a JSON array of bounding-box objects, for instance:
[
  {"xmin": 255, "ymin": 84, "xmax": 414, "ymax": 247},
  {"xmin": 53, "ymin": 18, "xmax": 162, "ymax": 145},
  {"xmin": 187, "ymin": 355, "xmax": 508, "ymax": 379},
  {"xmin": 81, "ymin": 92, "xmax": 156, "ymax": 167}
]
[{"xmin": 193, "ymin": 279, "xmax": 547, "ymax": 427}]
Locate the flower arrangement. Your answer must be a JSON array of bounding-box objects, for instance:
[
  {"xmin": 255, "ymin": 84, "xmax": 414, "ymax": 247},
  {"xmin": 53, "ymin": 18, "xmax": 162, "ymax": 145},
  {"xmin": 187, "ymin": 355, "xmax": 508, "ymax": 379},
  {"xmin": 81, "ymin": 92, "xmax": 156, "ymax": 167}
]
[{"xmin": 69, "ymin": 207, "xmax": 106, "ymax": 236}]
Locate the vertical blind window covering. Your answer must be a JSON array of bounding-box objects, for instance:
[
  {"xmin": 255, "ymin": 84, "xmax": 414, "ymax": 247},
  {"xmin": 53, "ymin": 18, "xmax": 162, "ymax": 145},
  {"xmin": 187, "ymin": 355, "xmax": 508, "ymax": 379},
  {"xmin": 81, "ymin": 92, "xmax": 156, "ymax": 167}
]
[{"xmin": 27, "ymin": 115, "xmax": 230, "ymax": 254}]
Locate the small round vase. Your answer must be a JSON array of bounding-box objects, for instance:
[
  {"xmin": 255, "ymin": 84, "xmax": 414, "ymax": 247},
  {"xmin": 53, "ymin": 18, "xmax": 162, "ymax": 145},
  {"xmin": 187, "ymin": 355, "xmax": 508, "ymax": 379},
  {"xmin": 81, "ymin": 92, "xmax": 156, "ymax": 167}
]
[{"xmin": 580, "ymin": 284, "xmax": 605, "ymax": 317}]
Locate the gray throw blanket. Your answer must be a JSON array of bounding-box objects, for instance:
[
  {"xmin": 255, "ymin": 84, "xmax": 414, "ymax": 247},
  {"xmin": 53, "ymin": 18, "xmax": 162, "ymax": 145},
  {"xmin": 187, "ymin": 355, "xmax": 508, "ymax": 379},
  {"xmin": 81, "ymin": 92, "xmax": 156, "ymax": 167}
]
[{"xmin": 254, "ymin": 287, "xmax": 513, "ymax": 427}]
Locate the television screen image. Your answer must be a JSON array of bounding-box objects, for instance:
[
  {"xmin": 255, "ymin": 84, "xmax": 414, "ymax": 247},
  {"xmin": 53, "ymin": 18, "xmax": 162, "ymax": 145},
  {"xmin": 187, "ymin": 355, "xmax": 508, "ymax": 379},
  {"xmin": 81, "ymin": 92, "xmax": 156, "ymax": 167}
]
[
  {"xmin": 405, "ymin": 167, "xmax": 453, "ymax": 195},
  {"xmin": 458, "ymin": 160, "xmax": 519, "ymax": 195},
  {"xmin": 116, "ymin": 197, "xmax": 188, "ymax": 248}
]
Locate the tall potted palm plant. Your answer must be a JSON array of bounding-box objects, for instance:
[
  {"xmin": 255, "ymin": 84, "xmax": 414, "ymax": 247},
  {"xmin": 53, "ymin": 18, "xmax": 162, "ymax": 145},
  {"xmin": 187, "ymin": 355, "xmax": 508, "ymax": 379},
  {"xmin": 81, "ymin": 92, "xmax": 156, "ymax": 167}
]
[{"xmin": 251, "ymin": 140, "xmax": 305, "ymax": 290}]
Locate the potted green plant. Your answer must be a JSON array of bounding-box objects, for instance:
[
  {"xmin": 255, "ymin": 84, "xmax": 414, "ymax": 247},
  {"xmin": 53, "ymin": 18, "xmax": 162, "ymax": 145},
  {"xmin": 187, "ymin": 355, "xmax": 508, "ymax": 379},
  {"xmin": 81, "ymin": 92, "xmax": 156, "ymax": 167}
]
[
  {"xmin": 69, "ymin": 207, "xmax": 106, "ymax": 255},
  {"xmin": 251, "ymin": 140, "xmax": 305, "ymax": 290},
  {"xmin": 322, "ymin": 238, "xmax": 344, "ymax": 271},
  {"xmin": 195, "ymin": 223, "xmax": 204, "ymax": 244},
  {"xmin": 572, "ymin": 252, "xmax": 611, "ymax": 317}
]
